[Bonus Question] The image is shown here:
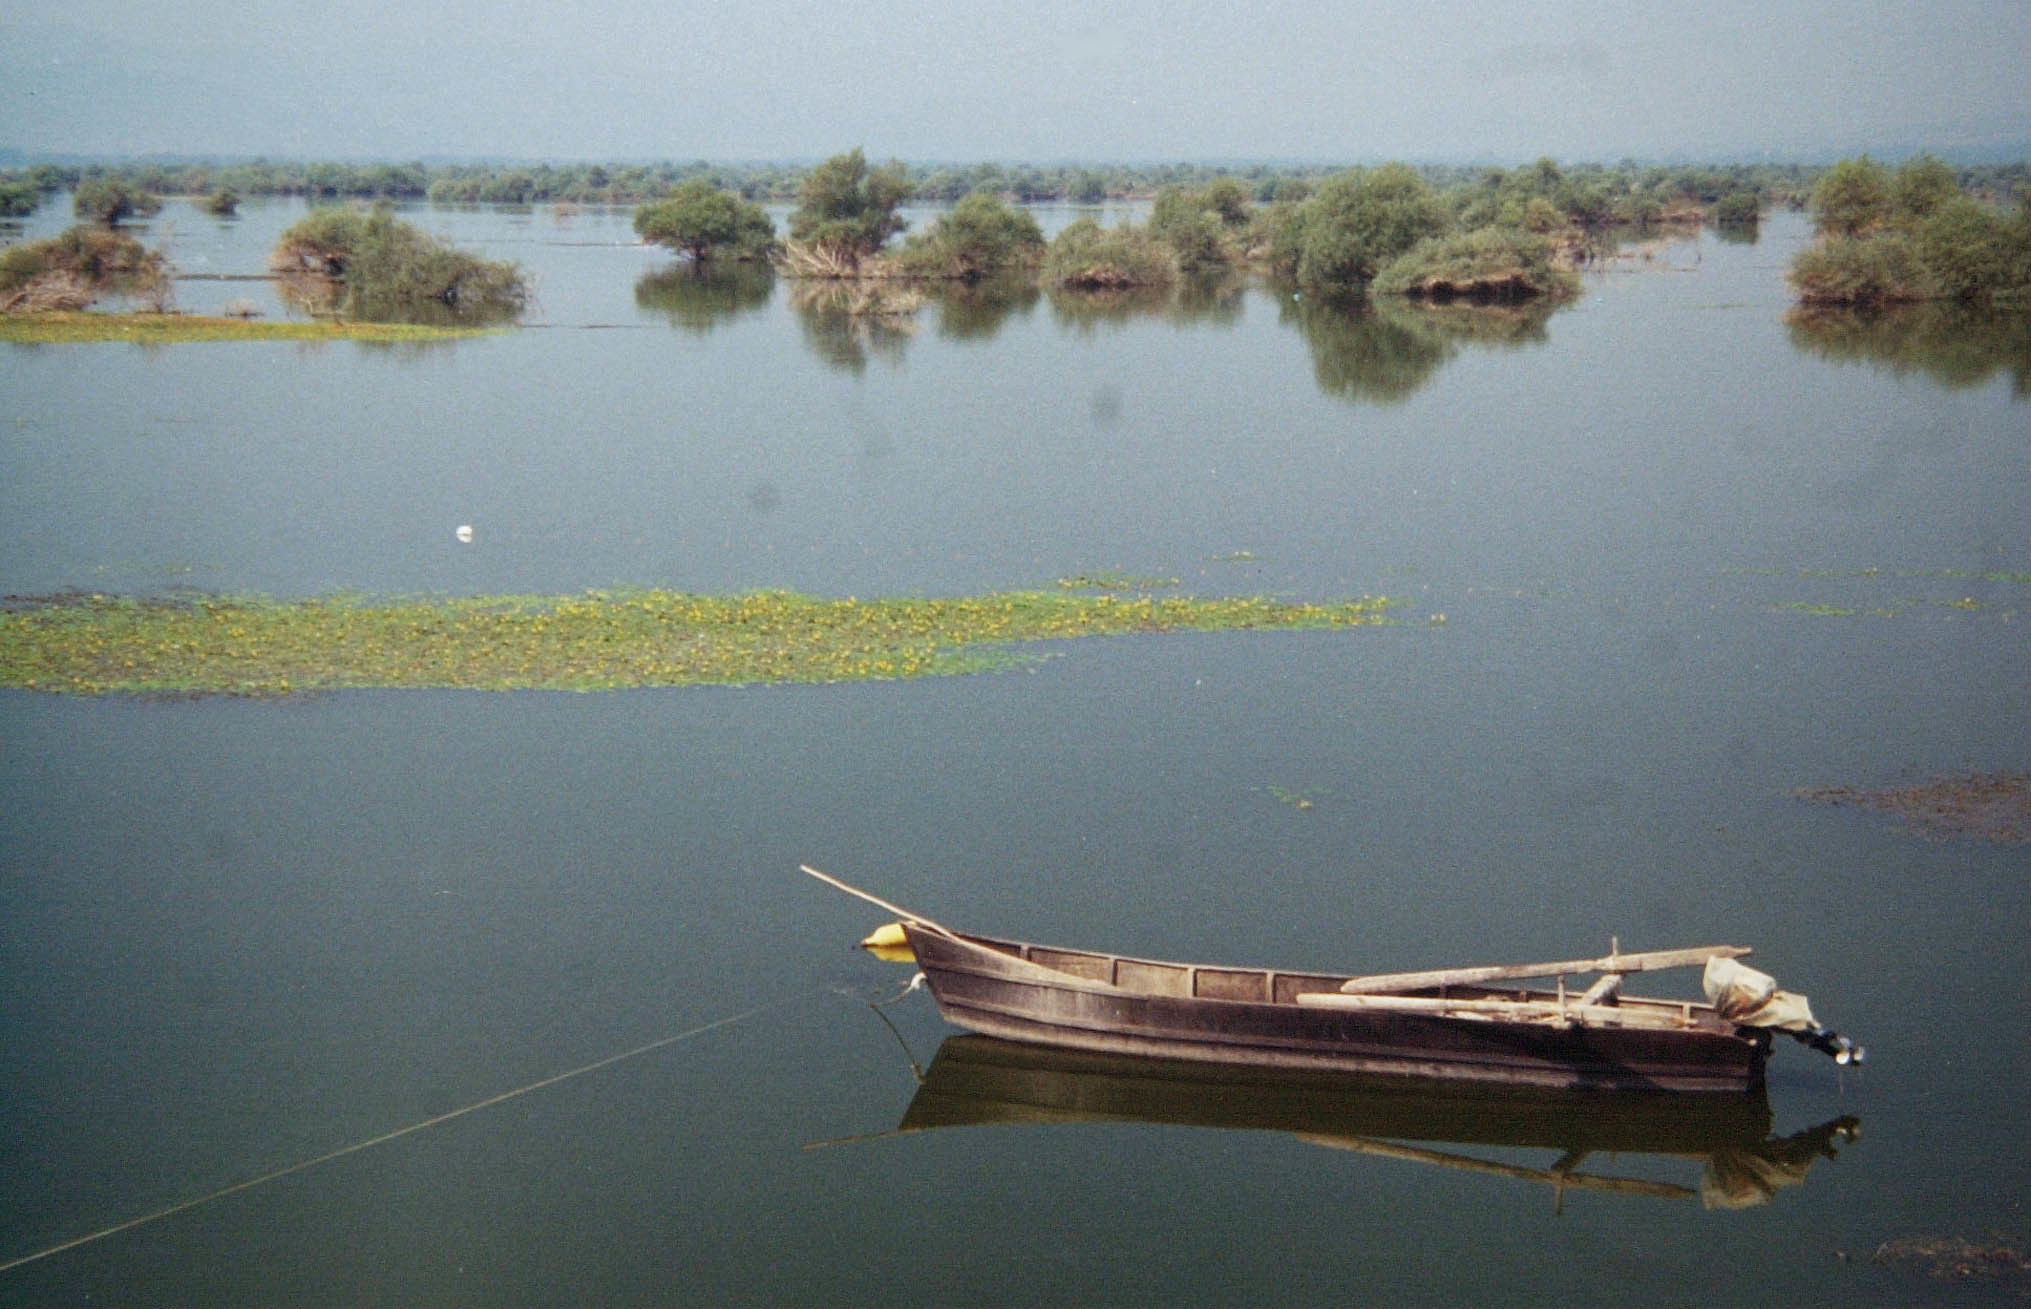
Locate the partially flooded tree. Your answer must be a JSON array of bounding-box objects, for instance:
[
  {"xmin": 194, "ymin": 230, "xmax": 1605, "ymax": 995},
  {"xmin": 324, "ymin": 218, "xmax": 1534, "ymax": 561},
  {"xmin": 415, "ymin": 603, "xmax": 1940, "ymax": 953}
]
[
  {"xmin": 1273, "ymin": 164, "xmax": 1450, "ymax": 288},
  {"xmin": 1149, "ymin": 185, "xmax": 1237, "ymax": 272},
  {"xmin": 1793, "ymin": 156, "xmax": 2031, "ymax": 305},
  {"xmin": 72, "ymin": 178, "xmax": 161, "ymax": 227},
  {"xmin": 1889, "ymin": 154, "xmax": 1960, "ymax": 224},
  {"xmin": 1714, "ymin": 192, "xmax": 1761, "ymax": 227},
  {"xmin": 786, "ymin": 148, "xmax": 911, "ymax": 269},
  {"xmin": 893, "ymin": 190, "xmax": 1044, "ymax": 280},
  {"xmin": 634, "ymin": 180, "xmax": 775, "ymax": 262},
  {"xmin": 1911, "ymin": 198, "xmax": 2022, "ymax": 302},
  {"xmin": 0, "ymin": 225, "xmax": 170, "ymax": 312},
  {"xmin": 1069, "ymin": 170, "xmax": 1108, "ymax": 204},
  {"xmin": 1370, "ymin": 226, "xmax": 1577, "ymax": 301},
  {"xmin": 1041, "ymin": 218, "xmax": 1177, "ymax": 290},
  {"xmin": 271, "ymin": 206, "xmax": 526, "ymax": 325},
  {"xmin": 0, "ymin": 181, "xmax": 41, "ymax": 218},
  {"xmin": 1788, "ymin": 233, "xmax": 1935, "ymax": 306},
  {"xmin": 1811, "ymin": 156, "xmax": 1890, "ymax": 238}
]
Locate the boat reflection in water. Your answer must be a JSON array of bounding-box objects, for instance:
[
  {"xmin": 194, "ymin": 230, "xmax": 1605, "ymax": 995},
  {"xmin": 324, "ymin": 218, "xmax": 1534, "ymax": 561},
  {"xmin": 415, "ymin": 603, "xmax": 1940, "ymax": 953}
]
[{"xmin": 875, "ymin": 1035, "xmax": 1859, "ymax": 1210}]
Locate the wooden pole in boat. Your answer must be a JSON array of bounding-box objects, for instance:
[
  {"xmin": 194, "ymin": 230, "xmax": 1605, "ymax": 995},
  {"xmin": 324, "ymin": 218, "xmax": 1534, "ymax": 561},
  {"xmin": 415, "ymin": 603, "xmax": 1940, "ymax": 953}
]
[
  {"xmin": 1337, "ymin": 944, "xmax": 1752, "ymax": 995},
  {"xmin": 798, "ymin": 864, "xmax": 961, "ymax": 939}
]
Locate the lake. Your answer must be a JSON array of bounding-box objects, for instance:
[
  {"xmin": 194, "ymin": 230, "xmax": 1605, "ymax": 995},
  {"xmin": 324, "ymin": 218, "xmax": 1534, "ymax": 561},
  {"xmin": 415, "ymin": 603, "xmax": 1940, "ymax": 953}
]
[{"xmin": 2, "ymin": 196, "xmax": 2027, "ymax": 1305}]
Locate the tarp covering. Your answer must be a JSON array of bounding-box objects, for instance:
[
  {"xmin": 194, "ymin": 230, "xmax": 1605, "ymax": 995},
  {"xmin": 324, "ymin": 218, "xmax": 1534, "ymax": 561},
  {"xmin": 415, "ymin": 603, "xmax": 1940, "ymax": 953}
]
[{"xmin": 1702, "ymin": 956, "xmax": 1819, "ymax": 1032}]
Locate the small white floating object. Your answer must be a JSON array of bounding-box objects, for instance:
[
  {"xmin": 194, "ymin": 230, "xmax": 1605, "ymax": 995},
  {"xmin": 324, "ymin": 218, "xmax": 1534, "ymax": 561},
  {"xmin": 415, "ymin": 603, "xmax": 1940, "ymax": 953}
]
[{"xmin": 455, "ymin": 524, "xmax": 474, "ymax": 544}]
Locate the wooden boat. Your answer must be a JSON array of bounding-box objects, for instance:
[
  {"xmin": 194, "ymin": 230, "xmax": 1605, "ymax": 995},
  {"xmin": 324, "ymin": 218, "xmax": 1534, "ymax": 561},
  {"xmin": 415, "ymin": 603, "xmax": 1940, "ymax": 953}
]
[
  {"xmin": 801, "ymin": 866, "xmax": 1863, "ymax": 1095},
  {"xmin": 900, "ymin": 923, "xmax": 1772, "ymax": 1092},
  {"xmin": 881, "ymin": 1035, "xmax": 1861, "ymax": 1208}
]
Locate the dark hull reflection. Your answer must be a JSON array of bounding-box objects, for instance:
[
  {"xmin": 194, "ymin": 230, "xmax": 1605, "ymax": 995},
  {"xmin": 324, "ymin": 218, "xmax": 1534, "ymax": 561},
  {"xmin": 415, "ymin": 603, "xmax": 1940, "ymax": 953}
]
[{"xmin": 893, "ymin": 1035, "xmax": 1858, "ymax": 1208}]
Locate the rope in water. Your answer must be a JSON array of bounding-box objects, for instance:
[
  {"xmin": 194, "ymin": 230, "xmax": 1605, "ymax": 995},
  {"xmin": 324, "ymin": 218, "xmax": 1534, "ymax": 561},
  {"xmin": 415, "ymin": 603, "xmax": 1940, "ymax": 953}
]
[{"xmin": 0, "ymin": 1003, "xmax": 773, "ymax": 1275}]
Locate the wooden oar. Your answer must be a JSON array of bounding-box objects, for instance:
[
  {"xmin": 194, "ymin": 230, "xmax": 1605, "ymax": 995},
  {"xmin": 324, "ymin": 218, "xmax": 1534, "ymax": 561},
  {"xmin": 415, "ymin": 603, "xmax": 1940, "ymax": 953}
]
[
  {"xmin": 798, "ymin": 864, "xmax": 961, "ymax": 939},
  {"xmin": 1294, "ymin": 990, "xmax": 1697, "ymax": 1029},
  {"xmin": 1337, "ymin": 944, "xmax": 1750, "ymax": 995}
]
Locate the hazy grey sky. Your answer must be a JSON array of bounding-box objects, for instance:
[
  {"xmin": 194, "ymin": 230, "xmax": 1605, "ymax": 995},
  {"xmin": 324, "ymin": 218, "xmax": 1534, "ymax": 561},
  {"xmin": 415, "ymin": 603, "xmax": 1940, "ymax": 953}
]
[{"xmin": 4, "ymin": 0, "xmax": 2026, "ymax": 161}]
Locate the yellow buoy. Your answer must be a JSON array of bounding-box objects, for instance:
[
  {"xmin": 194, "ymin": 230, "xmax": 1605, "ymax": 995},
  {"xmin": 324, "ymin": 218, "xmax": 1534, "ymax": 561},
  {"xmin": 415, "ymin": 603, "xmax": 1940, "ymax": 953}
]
[
  {"xmin": 860, "ymin": 921, "xmax": 909, "ymax": 949},
  {"xmin": 859, "ymin": 921, "xmax": 916, "ymax": 962}
]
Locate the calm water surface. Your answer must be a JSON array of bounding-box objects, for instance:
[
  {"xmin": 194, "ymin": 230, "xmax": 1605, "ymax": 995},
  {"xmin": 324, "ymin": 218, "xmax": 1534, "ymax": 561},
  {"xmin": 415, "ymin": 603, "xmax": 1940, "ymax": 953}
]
[{"xmin": 2, "ymin": 199, "xmax": 2027, "ymax": 1305}]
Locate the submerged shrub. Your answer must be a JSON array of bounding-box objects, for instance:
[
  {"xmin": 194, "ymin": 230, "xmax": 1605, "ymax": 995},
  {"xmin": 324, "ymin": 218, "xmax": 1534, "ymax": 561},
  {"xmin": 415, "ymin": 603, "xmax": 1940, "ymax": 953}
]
[
  {"xmin": 1714, "ymin": 192, "xmax": 1761, "ymax": 226},
  {"xmin": 1617, "ymin": 191, "xmax": 1665, "ymax": 227},
  {"xmin": 1812, "ymin": 156, "xmax": 1891, "ymax": 238},
  {"xmin": 1275, "ymin": 164, "xmax": 1451, "ymax": 288},
  {"xmin": 1889, "ymin": 154, "xmax": 1960, "ymax": 224},
  {"xmin": 271, "ymin": 207, "xmax": 378, "ymax": 276},
  {"xmin": 1148, "ymin": 183, "xmax": 1250, "ymax": 271},
  {"xmin": 787, "ymin": 148, "xmax": 911, "ymax": 266},
  {"xmin": 1789, "ymin": 233, "xmax": 1936, "ymax": 306},
  {"xmin": 72, "ymin": 178, "xmax": 162, "ymax": 227},
  {"xmin": 0, "ymin": 181, "xmax": 41, "ymax": 218},
  {"xmin": 271, "ymin": 207, "xmax": 526, "ymax": 324},
  {"xmin": 1791, "ymin": 158, "xmax": 2030, "ymax": 306},
  {"xmin": 1041, "ymin": 219, "xmax": 1177, "ymax": 289},
  {"xmin": 0, "ymin": 224, "xmax": 169, "ymax": 311},
  {"xmin": 1911, "ymin": 198, "xmax": 2026, "ymax": 302},
  {"xmin": 1371, "ymin": 226, "xmax": 1577, "ymax": 300},
  {"xmin": 893, "ymin": 190, "xmax": 1045, "ymax": 280},
  {"xmin": 634, "ymin": 180, "xmax": 775, "ymax": 262}
]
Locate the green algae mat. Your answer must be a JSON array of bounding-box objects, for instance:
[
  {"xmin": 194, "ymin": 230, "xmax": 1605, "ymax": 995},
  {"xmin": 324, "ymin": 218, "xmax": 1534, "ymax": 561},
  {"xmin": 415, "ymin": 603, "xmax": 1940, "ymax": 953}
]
[
  {"xmin": 0, "ymin": 313, "xmax": 496, "ymax": 344},
  {"xmin": 0, "ymin": 588, "xmax": 1396, "ymax": 697}
]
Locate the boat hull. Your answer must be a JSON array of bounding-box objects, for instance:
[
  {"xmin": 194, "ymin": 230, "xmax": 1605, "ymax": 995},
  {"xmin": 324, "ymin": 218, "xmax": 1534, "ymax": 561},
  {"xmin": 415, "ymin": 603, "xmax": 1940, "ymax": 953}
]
[{"xmin": 904, "ymin": 926, "xmax": 1768, "ymax": 1094}]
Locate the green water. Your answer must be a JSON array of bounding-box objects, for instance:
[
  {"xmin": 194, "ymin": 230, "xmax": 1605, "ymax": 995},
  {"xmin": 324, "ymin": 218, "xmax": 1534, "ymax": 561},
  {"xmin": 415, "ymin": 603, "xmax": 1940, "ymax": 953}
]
[{"xmin": 1, "ymin": 197, "xmax": 2026, "ymax": 1305}]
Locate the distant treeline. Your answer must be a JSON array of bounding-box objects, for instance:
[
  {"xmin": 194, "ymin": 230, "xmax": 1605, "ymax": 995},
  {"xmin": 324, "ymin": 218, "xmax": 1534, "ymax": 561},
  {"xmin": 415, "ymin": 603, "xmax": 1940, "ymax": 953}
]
[{"xmin": 5, "ymin": 156, "xmax": 2026, "ymax": 214}]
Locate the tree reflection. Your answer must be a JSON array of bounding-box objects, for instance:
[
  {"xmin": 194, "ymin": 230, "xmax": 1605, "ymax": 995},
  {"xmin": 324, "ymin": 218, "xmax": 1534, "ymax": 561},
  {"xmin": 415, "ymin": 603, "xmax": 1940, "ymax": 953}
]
[
  {"xmin": 784, "ymin": 278, "xmax": 1037, "ymax": 369},
  {"xmin": 790, "ymin": 280, "xmax": 923, "ymax": 374},
  {"xmin": 1043, "ymin": 273, "xmax": 1246, "ymax": 334},
  {"xmin": 634, "ymin": 261, "xmax": 775, "ymax": 334},
  {"xmin": 275, "ymin": 270, "xmax": 526, "ymax": 329},
  {"xmin": 1281, "ymin": 291, "xmax": 1558, "ymax": 404},
  {"xmin": 1787, "ymin": 304, "xmax": 2031, "ymax": 397},
  {"xmin": 1171, "ymin": 271, "xmax": 1248, "ymax": 326},
  {"xmin": 929, "ymin": 276, "xmax": 1038, "ymax": 342},
  {"xmin": 1046, "ymin": 284, "xmax": 1176, "ymax": 333}
]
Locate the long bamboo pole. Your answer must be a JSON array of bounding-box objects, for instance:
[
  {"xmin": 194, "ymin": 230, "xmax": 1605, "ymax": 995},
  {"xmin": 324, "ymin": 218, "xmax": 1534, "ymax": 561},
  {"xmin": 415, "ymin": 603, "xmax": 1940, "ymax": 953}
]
[
  {"xmin": 1294, "ymin": 990, "xmax": 1696, "ymax": 1029},
  {"xmin": 1336, "ymin": 944, "xmax": 1750, "ymax": 995},
  {"xmin": 798, "ymin": 864, "xmax": 960, "ymax": 939}
]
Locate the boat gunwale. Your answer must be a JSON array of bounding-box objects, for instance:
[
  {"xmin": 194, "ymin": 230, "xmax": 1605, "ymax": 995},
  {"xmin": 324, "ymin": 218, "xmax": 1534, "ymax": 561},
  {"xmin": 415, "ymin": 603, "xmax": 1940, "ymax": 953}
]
[{"xmin": 915, "ymin": 926, "xmax": 1742, "ymax": 1035}]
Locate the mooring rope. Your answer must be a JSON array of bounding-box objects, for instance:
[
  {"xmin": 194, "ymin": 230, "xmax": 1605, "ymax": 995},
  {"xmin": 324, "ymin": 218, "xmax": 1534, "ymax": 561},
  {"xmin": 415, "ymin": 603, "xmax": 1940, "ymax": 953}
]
[{"xmin": 0, "ymin": 1002, "xmax": 776, "ymax": 1274}]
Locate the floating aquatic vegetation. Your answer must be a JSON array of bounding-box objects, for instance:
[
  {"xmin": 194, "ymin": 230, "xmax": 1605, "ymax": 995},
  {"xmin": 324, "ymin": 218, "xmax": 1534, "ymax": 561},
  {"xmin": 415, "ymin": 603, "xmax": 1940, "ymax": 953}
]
[
  {"xmin": 1773, "ymin": 601, "xmax": 1911, "ymax": 618},
  {"xmin": 1872, "ymin": 1234, "xmax": 2030, "ymax": 1287},
  {"xmin": 1737, "ymin": 565, "xmax": 2027, "ymax": 621},
  {"xmin": 1056, "ymin": 572, "xmax": 1180, "ymax": 591},
  {"xmin": 1771, "ymin": 596, "xmax": 2007, "ymax": 619},
  {"xmin": 0, "ymin": 312, "xmax": 497, "ymax": 344},
  {"xmin": 1257, "ymin": 784, "xmax": 1328, "ymax": 811},
  {"xmin": 1791, "ymin": 771, "xmax": 2030, "ymax": 845},
  {"xmin": 0, "ymin": 587, "xmax": 1396, "ymax": 699}
]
